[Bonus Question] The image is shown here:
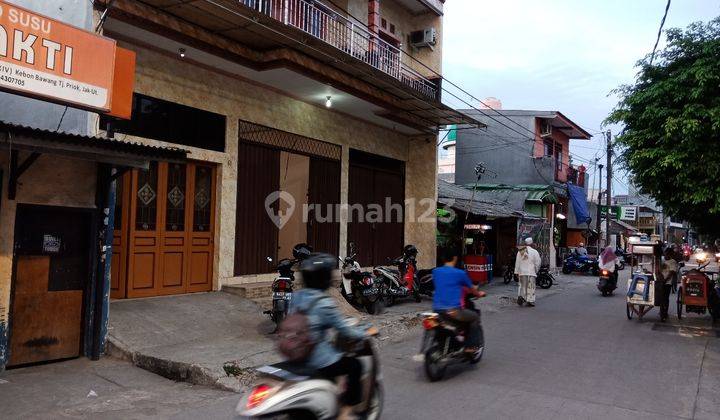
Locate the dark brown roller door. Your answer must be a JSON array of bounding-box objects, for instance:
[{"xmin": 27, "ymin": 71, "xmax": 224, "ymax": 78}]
[
  {"xmin": 307, "ymin": 158, "xmax": 341, "ymax": 255},
  {"xmin": 348, "ymin": 150, "xmax": 405, "ymax": 266},
  {"xmin": 235, "ymin": 142, "xmax": 280, "ymax": 275}
]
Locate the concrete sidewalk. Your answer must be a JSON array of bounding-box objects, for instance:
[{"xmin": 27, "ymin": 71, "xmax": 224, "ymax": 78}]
[{"xmin": 107, "ymin": 292, "xmax": 280, "ymax": 392}]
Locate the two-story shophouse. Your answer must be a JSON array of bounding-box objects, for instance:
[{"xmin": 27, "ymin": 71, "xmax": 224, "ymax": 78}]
[{"xmin": 0, "ymin": 0, "xmax": 479, "ymax": 369}]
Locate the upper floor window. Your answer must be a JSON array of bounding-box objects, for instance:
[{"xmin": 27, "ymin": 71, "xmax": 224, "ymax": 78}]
[
  {"xmin": 543, "ymin": 140, "xmax": 553, "ymax": 157},
  {"xmin": 555, "ymin": 144, "xmax": 563, "ymax": 172}
]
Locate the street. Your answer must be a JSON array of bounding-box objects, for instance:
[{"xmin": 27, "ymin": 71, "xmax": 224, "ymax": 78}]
[{"xmin": 2, "ymin": 272, "xmax": 718, "ymax": 419}]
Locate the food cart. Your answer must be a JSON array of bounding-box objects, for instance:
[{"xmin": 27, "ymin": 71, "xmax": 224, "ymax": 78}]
[
  {"xmin": 625, "ymin": 236, "xmax": 662, "ymax": 320},
  {"xmin": 677, "ymin": 251, "xmax": 720, "ymax": 321}
]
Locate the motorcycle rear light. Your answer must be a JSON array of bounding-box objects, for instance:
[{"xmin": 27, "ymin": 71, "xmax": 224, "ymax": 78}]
[
  {"xmin": 422, "ymin": 318, "xmax": 438, "ymax": 330},
  {"xmin": 363, "ymin": 277, "xmax": 373, "ymax": 286},
  {"xmin": 276, "ymin": 280, "xmax": 288, "ymax": 291},
  {"xmin": 601, "ymin": 270, "xmax": 609, "ymax": 276},
  {"xmin": 246, "ymin": 384, "xmax": 274, "ymax": 409}
]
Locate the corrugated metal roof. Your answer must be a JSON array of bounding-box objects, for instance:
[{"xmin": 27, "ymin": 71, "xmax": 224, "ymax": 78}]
[
  {"xmin": 0, "ymin": 121, "xmax": 188, "ymax": 162},
  {"xmin": 438, "ymin": 180, "xmax": 534, "ymax": 219}
]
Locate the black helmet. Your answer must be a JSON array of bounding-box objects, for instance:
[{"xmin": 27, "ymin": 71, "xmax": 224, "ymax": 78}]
[
  {"xmin": 300, "ymin": 253, "xmax": 337, "ymax": 290},
  {"xmin": 292, "ymin": 243, "xmax": 313, "ymax": 260},
  {"xmin": 403, "ymin": 244, "xmax": 418, "ymax": 257}
]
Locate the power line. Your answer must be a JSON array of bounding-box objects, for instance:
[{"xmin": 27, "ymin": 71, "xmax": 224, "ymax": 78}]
[{"xmin": 649, "ymin": 0, "xmax": 672, "ymax": 65}]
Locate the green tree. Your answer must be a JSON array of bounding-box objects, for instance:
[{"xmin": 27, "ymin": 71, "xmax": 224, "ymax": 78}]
[{"xmin": 607, "ymin": 18, "xmax": 720, "ymax": 234}]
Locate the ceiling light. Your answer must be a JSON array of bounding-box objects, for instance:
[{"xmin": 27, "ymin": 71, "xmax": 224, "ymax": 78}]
[
  {"xmin": 325, "ymin": 96, "xmax": 332, "ymax": 108},
  {"xmin": 178, "ymin": 48, "xmax": 186, "ymax": 58},
  {"xmin": 555, "ymin": 213, "xmax": 567, "ymax": 220}
]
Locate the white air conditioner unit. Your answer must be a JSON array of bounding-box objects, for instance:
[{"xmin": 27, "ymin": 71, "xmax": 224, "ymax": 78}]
[
  {"xmin": 540, "ymin": 120, "xmax": 553, "ymax": 137},
  {"xmin": 410, "ymin": 28, "xmax": 437, "ymax": 48}
]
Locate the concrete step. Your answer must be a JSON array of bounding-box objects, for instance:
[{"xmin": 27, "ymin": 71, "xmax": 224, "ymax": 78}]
[{"xmin": 222, "ymin": 282, "xmax": 273, "ymax": 300}]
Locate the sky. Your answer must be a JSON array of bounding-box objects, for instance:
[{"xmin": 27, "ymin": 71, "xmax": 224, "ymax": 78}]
[{"xmin": 441, "ymin": 0, "xmax": 719, "ymax": 194}]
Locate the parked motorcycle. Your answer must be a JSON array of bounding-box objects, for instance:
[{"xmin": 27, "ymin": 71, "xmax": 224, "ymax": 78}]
[
  {"xmin": 374, "ymin": 245, "xmax": 433, "ymax": 306},
  {"xmin": 562, "ymin": 253, "xmax": 599, "ymax": 276},
  {"xmin": 597, "ymin": 267, "xmax": 618, "ymax": 296},
  {"xmin": 420, "ymin": 295, "xmax": 484, "ymax": 382},
  {"xmin": 264, "ymin": 243, "xmax": 312, "ymax": 329},
  {"xmin": 536, "ymin": 265, "xmax": 554, "ymax": 289},
  {"xmin": 237, "ymin": 327, "xmax": 383, "ymax": 419},
  {"xmin": 340, "ymin": 244, "xmax": 383, "ymax": 314}
]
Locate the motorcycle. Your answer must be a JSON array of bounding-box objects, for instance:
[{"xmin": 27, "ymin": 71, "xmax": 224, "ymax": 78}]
[
  {"xmin": 263, "ymin": 243, "xmax": 312, "ymax": 329},
  {"xmin": 340, "ymin": 244, "xmax": 383, "ymax": 315},
  {"xmin": 237, "ymin": 327, "xmax": 383, "ymax": 419},
  {"xmin": 420, "ymin": 295, "xmax": 484, "ymax": 382},
  {"xmin": 597, "ymin": 266, "xmax": 618, "ymax": 296},
  {"xmin": 562, "ymin": 253, "xmax": 599, "ymax": 276},
  {"xmin": 374, "ymin": 245, "xmax": 433, "ymax": 306},
  {"xmin": 536, "ymin": 265, "xmax": 554, "ymax": 289},
  {"xmin": 614, "ymin": 248, "xmax": 627, "ymax": 270}
]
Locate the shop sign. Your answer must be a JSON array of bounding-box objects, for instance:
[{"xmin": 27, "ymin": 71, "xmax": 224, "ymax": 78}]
[
  {"xmin": 0, "ymin": 1, "xmax": 116, "ymax": 111},
  {"xmin": 464, "ymin": 224, "xmax": 492, "ymax": 230},
  {"xmin": 619, "ymin": 206, "xmax": 637, "ymax": 221}
]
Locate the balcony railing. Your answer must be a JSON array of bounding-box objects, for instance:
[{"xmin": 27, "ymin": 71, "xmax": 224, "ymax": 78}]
[{"xmin": 239, "ymin": 0, "xmax": 439, "ymax": 99}]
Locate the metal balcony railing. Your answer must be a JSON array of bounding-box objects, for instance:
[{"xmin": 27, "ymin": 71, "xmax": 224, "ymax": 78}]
[{"xmin": 239, "ymin": 0, "xmax": 439, "ymax": 99}]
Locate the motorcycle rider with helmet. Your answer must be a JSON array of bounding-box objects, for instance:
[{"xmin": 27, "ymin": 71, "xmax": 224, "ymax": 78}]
[
  {"xmin": 432, "ymin": 247, "xmax": 486, "ymax": 355},
  {"xmin": 288, "ymin": 253, "xmax": 369, "ymax": 420}
]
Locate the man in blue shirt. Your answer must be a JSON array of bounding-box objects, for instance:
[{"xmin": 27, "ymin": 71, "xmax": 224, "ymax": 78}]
[{"xmin": 432, "ymin": 248, "xmax": 485, "ymax": 354}]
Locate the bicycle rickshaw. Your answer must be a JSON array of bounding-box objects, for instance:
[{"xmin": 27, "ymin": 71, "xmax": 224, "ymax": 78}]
[{"xmin": 625, "ymin": 237, "xmax": 662, "ymax": 320}]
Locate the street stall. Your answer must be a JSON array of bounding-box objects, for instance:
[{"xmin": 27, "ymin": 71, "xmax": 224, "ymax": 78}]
[
  {"xmin": 625, "ymin": 236, "xmax": 662, "ymax": 320},
  {"xmin": 437, "ymin": 180, "xmax": 531, "ymax": 280}
]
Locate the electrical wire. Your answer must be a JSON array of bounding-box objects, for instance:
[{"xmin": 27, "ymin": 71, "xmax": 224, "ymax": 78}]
[{"xmin": 649, "ymin": 0, "xmax": 672, "ymax": 65}]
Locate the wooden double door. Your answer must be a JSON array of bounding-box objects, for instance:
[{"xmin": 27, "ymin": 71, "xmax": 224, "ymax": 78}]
[{"xmin": 111, "ymin": 162, "xmax": 216, "ymax": 298}]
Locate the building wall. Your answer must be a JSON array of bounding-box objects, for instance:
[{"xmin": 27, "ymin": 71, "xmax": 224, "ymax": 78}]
[
  {"xmin": 110, "ymin": 41, "xmax": 437, "ymax": 283},
  {"xmin": 0, "ymin": 152, "xmax": 97, "ymax": 369},
  {"xmin": 455, "ymin": 113, "xmax": 554, "ymax": 186},
  {"xmin": 380, "ymin": 0, "xmax": 444, "ymax": 76}
]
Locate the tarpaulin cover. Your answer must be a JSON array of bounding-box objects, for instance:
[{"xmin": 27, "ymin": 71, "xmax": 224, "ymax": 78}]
[{"xmin": 568, "ymin": 183, "xmax": 591, "ymax": 224}]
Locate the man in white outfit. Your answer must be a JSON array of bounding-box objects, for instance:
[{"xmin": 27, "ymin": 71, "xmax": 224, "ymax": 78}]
[{"xmin": 514, "ymin": 237, "xmax": 541, "ymax": 307}]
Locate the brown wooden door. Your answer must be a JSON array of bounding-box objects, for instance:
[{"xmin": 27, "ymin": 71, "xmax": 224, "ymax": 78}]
[
  {"xmin": 10, "ymin": 205, "xmax": 92, "ymax": 366},
  {"xmin": 187, "ymin": 164, "xmax": 215, "ymax": 292},
  {"xmin": 118, "ymin": 162, "xmax": 215, "ymax": 298}
]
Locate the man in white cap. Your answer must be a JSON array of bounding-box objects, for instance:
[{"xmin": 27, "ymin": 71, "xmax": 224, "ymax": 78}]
[{"xmin": 514, "ymin": 237, "xmax": 541, "ymax": 307}]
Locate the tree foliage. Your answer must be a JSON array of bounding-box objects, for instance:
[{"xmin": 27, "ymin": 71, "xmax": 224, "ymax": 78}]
[{"xmin": 607, "ymin": 18, "xmax": 720, "ymax": 234}]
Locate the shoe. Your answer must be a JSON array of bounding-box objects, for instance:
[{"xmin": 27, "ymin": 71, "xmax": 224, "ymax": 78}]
[
  {"xmin": 526, "ymin": 302, "xmax": 535, "ymax": 307},
  {"xmin": 517, "ymin": 297, "xmax": 524, "ymax": 305}
]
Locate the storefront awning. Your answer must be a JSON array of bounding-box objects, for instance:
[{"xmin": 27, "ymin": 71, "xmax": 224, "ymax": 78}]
[
  {"xmin": 0, "ymin": 121, "xmax": 187, "ymax": 169},
  {"xmin": 438, "ymin": 180, "xmax": 534, "ymax": 219}
]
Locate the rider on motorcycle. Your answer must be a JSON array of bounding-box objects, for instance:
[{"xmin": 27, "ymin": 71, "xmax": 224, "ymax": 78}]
[
  {"xmin": 432, "ymin": 248, "xmax": 486, "ymax": 355},
  {"xmin": 576, "ymin": 242, "xmax": 589, "ymax": 257},
  {"xmin": 288, "ymin": 253, "xmax": 367, "ymax": 420}
]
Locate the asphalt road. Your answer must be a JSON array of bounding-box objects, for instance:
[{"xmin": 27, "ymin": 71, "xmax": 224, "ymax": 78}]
[
  {"xmin": 2, "ymin": 271, "xmax": 718, "ymax": 419},
  {"xmin": 380, "ymin": 272, "xmax": 719, "ymax": 420}
]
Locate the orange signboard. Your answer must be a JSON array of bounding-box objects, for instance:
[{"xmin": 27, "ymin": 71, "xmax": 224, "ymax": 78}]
[
  {"xmin": 0, "ymin": 1, "xmax": 116, "ymax": 111},
  {"xmin": 108, "ymin": 47, "xmax": 135, "ymax": 120}
]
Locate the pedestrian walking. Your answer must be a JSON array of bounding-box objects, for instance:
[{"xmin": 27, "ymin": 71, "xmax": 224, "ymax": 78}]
[{"xmin": 515, "ymin": 237, "xmax": 541, "ymax": 307}]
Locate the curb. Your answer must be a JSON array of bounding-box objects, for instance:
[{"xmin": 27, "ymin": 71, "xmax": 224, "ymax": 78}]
[{"xmin": 105, "ymin": 337, "xmax": 243, "ymax": 393}]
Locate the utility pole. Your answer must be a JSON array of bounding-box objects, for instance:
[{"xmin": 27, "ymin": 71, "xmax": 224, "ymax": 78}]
[
  {"xmin": 605, "ymin": 130, "xmax": 612, "ymax": 246},
  {"xmin": 461, "ymin": 162, "xmax": 485, "ymax": 259},
  {"xmin": 596, "ymin": 164, "xmax": 604, "ymax": 251}
]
